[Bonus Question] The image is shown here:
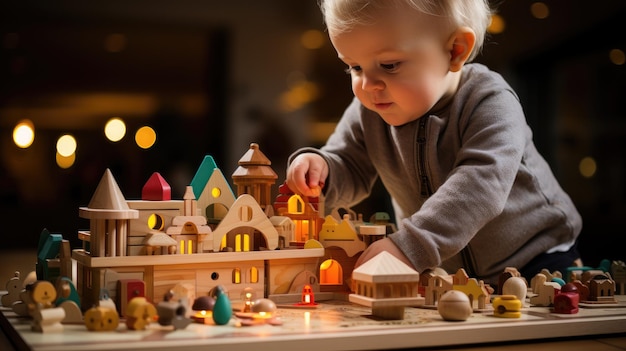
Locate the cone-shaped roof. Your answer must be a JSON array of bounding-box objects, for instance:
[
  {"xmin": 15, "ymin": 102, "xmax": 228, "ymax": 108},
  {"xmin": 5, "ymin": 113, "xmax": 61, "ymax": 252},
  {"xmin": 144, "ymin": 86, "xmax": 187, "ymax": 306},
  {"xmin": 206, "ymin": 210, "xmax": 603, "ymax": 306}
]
[{"xmin": 88, "ymin": 169, "xmax": 130, "ymax": 210}]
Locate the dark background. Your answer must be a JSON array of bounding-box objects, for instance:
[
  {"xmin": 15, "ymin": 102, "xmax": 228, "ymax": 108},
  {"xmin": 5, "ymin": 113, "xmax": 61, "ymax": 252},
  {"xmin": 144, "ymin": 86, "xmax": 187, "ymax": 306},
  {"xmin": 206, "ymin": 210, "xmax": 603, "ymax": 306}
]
[{"xmin": 1, "ymin": 1, "xmax": 625, "ymax": 268}]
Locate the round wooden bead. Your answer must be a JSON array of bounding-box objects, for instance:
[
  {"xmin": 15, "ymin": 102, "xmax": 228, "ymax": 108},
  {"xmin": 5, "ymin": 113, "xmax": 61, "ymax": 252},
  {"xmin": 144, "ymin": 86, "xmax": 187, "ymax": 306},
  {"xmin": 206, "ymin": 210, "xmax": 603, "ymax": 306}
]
[{"xmin": 437, "ymin": 290, "xmax": 472, "ymax": 321}]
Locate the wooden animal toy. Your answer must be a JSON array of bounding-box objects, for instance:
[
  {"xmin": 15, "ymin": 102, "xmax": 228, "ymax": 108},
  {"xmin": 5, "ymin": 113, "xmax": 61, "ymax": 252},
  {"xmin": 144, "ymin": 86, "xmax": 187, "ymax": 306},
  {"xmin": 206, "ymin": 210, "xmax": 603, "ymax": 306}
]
[
  {"xmin": 530, "ymin": 281, "xmax": 561, "ymax": 306},
  {"xmin": 84, "ymin": 305, "xmax": 119, "ymax": 331},
  {"xmin": 125, "ymin": 297, "xmax": 157, "ymax": 330},
  {"xmin": 437, "ymin": 290, "xmax": 472, "ymax": 321},
  {"xmin": 1, "ymin": 271, "xmax": 22, "ymax": 307},
  {"xmin": 11, "ymin": 272, "xmax": 42, "ymax": 317}
]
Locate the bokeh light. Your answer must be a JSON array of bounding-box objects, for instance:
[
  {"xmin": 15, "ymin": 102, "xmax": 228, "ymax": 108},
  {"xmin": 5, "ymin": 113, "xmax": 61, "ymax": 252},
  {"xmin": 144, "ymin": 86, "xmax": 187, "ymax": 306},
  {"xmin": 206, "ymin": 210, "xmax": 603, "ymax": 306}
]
[
  {"xmin": 135, "ymin": 126, "xmax": 157, "ymax": 149},
  {"xmin": 56, "ymin": 134, "xmax": 77, "ymax": 157},
  {"xmin": 105, "ymin": 117, "xmax": 126, "ymax": 142},
  {"xmin": 13, "ymin": 119, "xmax": 35, "ymax": 148},
  {"xmin": 579, "ymin": 156, "xmax": 597, "ymax": 178},
  {"xmin": 301, "ymin": 29, "xmax": 325, "ymax": 49},
  {"xmin": 609, "ymin": 49, "xmax": 625, "ymax": 65},
  {"xmin": 487, "ymin": 14, "xmax": 506, "ymax": 34},
  {"xmin": 56, "ymin": 151, "xmax": 76, "ymax": 169},
  {"xmin": 530, "ymin": 2, "xmax": 550, "ymax": 19}
]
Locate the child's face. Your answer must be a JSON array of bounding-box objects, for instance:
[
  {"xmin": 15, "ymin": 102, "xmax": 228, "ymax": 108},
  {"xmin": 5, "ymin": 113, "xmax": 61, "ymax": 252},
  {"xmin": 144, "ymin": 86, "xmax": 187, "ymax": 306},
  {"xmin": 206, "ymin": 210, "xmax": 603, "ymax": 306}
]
[{"xmin": 330, "ymin": 10, "xmax": 456, "ymax": 126}]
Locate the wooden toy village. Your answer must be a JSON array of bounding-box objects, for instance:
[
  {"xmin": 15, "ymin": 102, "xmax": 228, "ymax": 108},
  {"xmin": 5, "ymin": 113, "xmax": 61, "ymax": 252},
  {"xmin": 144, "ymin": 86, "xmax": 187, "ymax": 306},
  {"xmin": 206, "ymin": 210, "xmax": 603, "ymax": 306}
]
[{"xmin": 1, "ymin": 142, "xmax": 626, "ymax": 333}]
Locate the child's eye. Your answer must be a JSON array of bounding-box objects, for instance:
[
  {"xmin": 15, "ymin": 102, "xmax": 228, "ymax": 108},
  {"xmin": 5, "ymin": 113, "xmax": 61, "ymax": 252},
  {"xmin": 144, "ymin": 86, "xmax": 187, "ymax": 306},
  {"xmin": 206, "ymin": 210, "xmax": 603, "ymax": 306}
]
[
  {"xmin": 380, "ymin": 62, "xmax": 400, "ymax": 72},
  {"xmin": 344, "ymin": 65, "xmax": 362, "ymax": 74}
]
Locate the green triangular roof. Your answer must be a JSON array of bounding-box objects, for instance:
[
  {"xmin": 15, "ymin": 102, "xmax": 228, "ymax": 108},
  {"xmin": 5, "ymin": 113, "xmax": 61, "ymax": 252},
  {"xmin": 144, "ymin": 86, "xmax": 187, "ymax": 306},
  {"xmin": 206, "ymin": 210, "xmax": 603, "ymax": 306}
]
[{"xmin": 190, "ymin": 155, "xmax": 218, "ymax": 199}]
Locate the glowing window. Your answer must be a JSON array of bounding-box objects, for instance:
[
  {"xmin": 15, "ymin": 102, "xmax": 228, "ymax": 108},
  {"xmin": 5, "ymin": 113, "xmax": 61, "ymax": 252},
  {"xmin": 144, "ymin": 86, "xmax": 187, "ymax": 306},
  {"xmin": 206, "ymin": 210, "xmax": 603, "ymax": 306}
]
[
  {"xmin": 211, "ymin": 187, "xmax": 221, "ymax": 198},
  {"xmin": 235, "ymin": 234, "xmax": 241, "ymax": 252},
  {"xmin": 250, "ymin": 267, "xmax": 258, "ymax": 283},
  {"xmin": 221, "ymin": 235, "xmax": 227, "ymax": 250},
  {"xmin": 243, "ymin": 234, "xmax": 250, "ymax": 252},
  {"xmin": 320, "ymin": 259, "xmax": 343, "ymax": 285},
  {"xmin": 287, "ymin": 195, "xmax": 305, "ymax": 214},
  {"xmin": 147, "ymin": 213, "xmax": 164, "ymax": 230},
  {"xmin": 233, "ymin": 268, "xmax": 241, "ymax": 284}
]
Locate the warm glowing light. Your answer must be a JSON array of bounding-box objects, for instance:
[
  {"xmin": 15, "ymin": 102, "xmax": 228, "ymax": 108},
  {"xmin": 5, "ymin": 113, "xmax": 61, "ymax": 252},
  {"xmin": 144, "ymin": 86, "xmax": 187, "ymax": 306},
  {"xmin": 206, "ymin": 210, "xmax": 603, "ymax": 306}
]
[
  {"xmin": 530, "ymin": 2, "xmax": 549, "ymax": 19},
  {"xmin": 13, "ymin": 120, "xmax": 35, "ymax": 148},
  {"xmin": 301, "ymin": 29, "xmax": 325, "ymax": 49},
  {"xmin": 279, "ymin": 80, "xmax": 320, "ymax": 112},
  {"xmin": 579, "ymin": 156, "xmax": 597, "ymax": 178},
  {"xmin": 104, "ymin": 117, "xmax": 126, "ymax": 142},
  {"xmin": 56, "ymin": 134, "xmax": 77, "ymax": 157},
  {"xmin": 56, "ymin": 152, "xmax": 76, "ymax": 169},
  {"xmin": 487, "ymin": 14, "xmax": 505, "ymax": 34},
  {"xmin": 135, "ymin": 126, "xmax": 156, "ymax": 149},
  {"xmin": 609, "ymin": 49, "xmax": 625, "ymax": 65}
]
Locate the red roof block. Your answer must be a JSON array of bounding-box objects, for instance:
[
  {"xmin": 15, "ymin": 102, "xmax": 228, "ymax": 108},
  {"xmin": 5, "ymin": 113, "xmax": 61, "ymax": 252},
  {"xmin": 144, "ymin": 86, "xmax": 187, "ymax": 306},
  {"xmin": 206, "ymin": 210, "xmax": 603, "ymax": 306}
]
[{"xmin": 142, "ymin": 172, "xmax": 171, "ymax": 201}]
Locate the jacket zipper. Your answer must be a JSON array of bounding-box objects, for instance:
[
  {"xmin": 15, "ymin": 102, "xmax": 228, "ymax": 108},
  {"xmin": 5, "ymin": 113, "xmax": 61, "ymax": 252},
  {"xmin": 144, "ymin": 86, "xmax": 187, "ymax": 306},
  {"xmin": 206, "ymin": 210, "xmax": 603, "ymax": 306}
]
[
  {"xmin": 416, "ymin": 115, "xmax": 477, "ymax": 277},
  {"xmin": 416, "ymin": 116, "xmax": 432, "ymax": 198}
]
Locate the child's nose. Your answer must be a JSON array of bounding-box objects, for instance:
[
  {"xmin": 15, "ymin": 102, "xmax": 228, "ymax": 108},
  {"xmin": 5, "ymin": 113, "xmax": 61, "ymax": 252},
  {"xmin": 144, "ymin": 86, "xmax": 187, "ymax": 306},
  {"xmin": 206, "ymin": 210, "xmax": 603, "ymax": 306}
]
[{"xmin": 360, "ymin": 73, "xmax": 385, "ymax": 91}]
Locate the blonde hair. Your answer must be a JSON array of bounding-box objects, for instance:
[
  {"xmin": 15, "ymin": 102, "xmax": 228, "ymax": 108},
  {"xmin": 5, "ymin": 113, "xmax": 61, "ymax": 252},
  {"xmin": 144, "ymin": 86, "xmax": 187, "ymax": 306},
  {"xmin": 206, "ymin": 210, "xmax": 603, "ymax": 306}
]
[{"xmin": 319, "ymin": 0, "xmax": 492, "ymax": 62}]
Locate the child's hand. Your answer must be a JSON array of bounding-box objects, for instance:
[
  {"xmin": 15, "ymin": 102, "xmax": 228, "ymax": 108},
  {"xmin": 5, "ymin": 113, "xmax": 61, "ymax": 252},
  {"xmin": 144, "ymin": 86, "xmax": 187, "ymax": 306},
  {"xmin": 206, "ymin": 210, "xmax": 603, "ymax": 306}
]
[
  {"xmin": 286, "ymin": 153, "xmax": 329, "ymax": 197},
  {"xmin": 355, "ymin": 237, "xmax": 414, "ymax": 269}
]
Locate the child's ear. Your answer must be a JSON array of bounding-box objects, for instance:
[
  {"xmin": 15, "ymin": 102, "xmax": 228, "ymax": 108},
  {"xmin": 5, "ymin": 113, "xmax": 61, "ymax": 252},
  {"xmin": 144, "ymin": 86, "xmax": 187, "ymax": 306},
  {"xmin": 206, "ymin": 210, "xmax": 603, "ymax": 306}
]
[{"xmin": 447, "ymin": 27, "xmax": 476, "ymax": 72}]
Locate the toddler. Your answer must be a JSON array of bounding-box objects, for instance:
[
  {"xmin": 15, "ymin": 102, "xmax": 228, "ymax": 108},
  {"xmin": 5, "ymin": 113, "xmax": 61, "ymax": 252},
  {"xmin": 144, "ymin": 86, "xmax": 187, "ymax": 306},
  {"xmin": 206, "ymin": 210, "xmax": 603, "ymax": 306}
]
[{"xmin": 286, "ymin": 0, "xmax": 582, "ymax": 284}]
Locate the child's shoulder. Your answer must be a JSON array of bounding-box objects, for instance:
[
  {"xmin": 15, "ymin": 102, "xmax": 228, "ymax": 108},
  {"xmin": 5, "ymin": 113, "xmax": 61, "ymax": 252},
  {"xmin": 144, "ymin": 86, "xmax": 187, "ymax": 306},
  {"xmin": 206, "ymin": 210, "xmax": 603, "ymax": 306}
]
[{"xmin": 461, "ymin": 63, "xmax": 514, "ymax": 96}]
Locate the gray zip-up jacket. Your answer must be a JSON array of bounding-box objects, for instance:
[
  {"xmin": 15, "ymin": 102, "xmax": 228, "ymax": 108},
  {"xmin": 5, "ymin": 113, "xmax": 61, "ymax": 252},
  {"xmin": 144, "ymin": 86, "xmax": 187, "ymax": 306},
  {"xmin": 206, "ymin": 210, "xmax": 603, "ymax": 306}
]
[{"xmin": 289, "ymin": 63, "xmax": 582, "ymax": 284}]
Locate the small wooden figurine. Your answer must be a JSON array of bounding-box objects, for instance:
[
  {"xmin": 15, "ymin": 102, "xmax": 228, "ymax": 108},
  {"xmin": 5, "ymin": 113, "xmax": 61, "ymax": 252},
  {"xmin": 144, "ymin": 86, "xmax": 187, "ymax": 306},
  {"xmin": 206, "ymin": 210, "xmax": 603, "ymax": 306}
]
[
  {"xmin": 1, "ymin": 271, "xmax": 22, "ymax": 307},
  {"xmin": 30, "ymin": 281, "xmax": 66, "ymax": 333},
  {"xmin": 553, "ymin": 283, "xmax": 579, "ymax": 314},
  {"xmin": 125, "ymin": 297, "xmax": 157, "ymax": 330},
  {"xmin": 212, "ymin": 286, "xmax": 232, "ymax": 325},
  {"xmin": 84, "ymin": 305, "xmax": 119, "ymax": 331},
  {"xmin": 156, "ymin": 291, "xmax": 192, "ymax": 330}
]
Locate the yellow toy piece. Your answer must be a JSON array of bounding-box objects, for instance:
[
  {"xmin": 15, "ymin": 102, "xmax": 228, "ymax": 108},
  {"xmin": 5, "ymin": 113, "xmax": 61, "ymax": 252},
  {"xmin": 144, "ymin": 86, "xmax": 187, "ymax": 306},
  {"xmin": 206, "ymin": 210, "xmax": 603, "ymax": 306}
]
[
  {"xmin": 84, "ymin": 306, "xmax": 119, "ymax": 331},
  {"xmin": 492, "ymin": 294, "xmax": 522, "ymax": 318},
  {"xmin": 125, "ymin": 297, "xmax": 157, "ymax": 330},
  {"xmin": 31, "ymin": 281, "xmax": 57, "ymax": 309}
]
